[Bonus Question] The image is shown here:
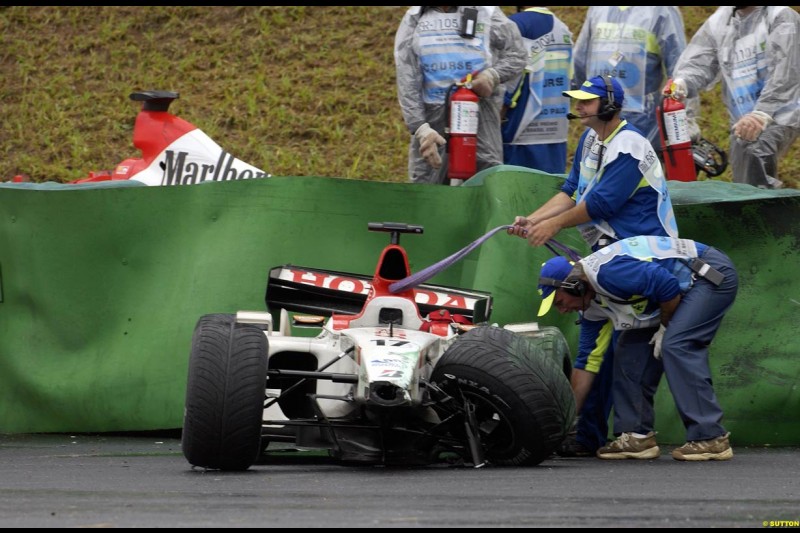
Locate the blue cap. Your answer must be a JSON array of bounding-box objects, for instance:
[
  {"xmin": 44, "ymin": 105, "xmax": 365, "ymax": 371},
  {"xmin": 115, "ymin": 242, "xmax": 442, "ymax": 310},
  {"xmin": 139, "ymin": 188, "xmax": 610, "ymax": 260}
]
[
  {"xmin": 537, "ymin": 256, "xmax": 574, "ymax": 316},
  {"xmin": 562, "ymin": 76, "xmax": 625, "ymax": 107}
]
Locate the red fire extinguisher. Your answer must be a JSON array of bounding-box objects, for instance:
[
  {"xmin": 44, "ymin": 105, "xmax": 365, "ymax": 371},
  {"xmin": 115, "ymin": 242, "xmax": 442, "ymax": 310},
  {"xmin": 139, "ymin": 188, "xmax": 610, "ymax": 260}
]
[
  {"xmin": 657, "ymin": 79, "xmax": 697, "ymax": 182},
  {"xmin": 447, "ymin": 75, "xmax": 480, "ymax": 184}
]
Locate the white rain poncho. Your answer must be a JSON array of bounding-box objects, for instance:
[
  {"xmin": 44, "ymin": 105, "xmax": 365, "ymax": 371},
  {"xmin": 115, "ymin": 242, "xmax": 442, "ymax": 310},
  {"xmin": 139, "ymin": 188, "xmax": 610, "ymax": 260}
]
[
  {"xmin": 394, "ymin": 6, "xmax": 526, "ymax": 184},
  {"xmin": 672, "ymin": 6, "xmax": 800, "ymax": 189},
  {"xmin": 572, "ymin": 7, "xmax": 694, "ymax": 148}
]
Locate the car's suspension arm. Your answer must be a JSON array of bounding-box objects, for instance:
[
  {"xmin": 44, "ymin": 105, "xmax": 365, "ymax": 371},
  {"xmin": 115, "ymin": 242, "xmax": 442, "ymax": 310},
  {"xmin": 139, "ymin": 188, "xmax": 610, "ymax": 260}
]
[
  {"xmin": 267, "ymin": 369, "xmax": 357, "ymax": 383},
  {"xmin": 264, "ymin": 347, "xmax": 354, "ymax": 409}
]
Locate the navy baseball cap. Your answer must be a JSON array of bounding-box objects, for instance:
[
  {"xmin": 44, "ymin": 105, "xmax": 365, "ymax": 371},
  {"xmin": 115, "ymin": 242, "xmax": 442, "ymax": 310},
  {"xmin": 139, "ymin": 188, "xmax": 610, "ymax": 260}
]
[
  {"xmin": 537, "ymin": 256, "xmax": 574, "ymax": 316},
  {"xmin": 562, "ymin": 76, "xmax": 625, "ymax": 106}
]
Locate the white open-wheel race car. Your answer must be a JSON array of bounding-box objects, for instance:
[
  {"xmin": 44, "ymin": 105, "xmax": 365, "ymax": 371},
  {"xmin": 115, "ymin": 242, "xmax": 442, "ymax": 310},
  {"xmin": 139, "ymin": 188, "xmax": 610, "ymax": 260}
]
[{"xmin": 181, "ymin": 222, "xmax": 576, "ymax": 470}]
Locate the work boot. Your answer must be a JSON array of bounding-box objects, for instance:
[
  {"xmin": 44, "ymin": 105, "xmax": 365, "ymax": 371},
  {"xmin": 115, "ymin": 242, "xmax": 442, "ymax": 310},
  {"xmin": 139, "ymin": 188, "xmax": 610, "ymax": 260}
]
[
  {"xmin": 596, "ymin": 432, "xmax": 660, "ymax": 460},
  {"xmin": 554, "ymin": 416, "xmax": 594, "ymax": 458},
  {"xmin": 672, "ymin": 432, "xmax": 733, "ymax": 461},
  {"xmin": 555, "ymin": 433, "xmax": 594, "ymax": 458}
]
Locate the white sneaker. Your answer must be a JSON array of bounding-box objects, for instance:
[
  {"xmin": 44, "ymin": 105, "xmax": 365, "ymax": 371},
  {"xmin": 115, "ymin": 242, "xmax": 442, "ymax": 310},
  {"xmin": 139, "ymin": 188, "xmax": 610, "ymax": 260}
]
[{"xmin": 766, "ymin": 176, "xmax": 784, "ymax": 189}]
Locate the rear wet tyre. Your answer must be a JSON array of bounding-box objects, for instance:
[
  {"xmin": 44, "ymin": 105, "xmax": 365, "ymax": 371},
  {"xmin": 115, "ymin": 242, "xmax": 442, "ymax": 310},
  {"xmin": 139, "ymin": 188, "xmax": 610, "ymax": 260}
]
[
  {"xmin": 182, "ymin": 314, "xmax": 268, "ymax": 471},
  {"xmin": 517, "ymin": 325, "xmax": 573, "ymax": 380},
  {"xmin": 432, "ymin": 326, "xmax": 575, "ymax": 466}
]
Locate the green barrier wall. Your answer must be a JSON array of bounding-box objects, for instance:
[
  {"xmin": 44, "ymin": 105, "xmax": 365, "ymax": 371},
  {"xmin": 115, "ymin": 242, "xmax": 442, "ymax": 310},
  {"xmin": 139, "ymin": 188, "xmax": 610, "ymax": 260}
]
[{"xmin": 0, "ymin": 168, "xmax": 798, "ymax": 445}]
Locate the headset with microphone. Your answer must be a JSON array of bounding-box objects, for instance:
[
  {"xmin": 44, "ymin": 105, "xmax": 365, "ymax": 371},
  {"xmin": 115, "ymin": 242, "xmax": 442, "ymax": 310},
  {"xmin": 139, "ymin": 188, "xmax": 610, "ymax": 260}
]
[
  {"xmin": 541, "ymin": 274, "xmax": 651, "ymax": 306},
  {"xmin": 538, "ymin": 276, "xmax": 588, "ymax": 298},
  {"xmin": 566, "ymin": 112, "xmax": 601, "ymax": 120},
  {"xmin": 566, "ymin": 75, "xmax": 620, "ymax": 122}
]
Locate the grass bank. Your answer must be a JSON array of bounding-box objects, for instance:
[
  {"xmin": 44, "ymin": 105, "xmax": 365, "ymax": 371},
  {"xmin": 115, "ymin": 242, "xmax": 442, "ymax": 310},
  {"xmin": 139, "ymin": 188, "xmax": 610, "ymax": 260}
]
[{"xmin": 1, "ymin": 6, "xmax": 797, "ymax": 188}]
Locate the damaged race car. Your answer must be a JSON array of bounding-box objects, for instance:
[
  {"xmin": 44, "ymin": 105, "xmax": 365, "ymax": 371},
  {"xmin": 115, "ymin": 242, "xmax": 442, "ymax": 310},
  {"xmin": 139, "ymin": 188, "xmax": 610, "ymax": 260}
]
[
  {"xmin": 72, "ymin": 90, "xmax": 270, "ymax": 186},
  {"xmin": 181, "ymin": 222, "xmax": 575, "ymax": 470}
]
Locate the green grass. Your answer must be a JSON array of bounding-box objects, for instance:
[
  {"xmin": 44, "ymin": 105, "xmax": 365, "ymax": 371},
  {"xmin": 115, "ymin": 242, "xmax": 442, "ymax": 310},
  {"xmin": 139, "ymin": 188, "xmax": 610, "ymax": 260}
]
[{"xmin": 1, "ymin": 6, "xmax": 797, "ymax": 188}]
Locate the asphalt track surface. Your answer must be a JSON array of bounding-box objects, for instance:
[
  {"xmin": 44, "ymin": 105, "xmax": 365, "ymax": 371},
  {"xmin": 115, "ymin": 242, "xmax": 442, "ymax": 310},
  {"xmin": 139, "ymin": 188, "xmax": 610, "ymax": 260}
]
[{"xmin": 0, "ymin": 434, "xmax": 798, "ymax": 528}]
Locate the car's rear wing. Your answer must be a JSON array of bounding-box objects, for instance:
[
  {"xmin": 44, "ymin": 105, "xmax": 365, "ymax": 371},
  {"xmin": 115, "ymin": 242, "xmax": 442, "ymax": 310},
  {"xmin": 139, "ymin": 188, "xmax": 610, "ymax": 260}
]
[{"xmin": 266, "ymin": 265, "xmax": 493, "ymax": 324}]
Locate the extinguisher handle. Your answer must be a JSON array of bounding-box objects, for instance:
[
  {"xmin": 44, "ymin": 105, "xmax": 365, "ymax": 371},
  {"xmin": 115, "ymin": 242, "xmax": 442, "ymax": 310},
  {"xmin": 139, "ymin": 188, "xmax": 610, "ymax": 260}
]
[{"xmin": 662, "ymin": 78, "xmax": 688, "ymax": 101}]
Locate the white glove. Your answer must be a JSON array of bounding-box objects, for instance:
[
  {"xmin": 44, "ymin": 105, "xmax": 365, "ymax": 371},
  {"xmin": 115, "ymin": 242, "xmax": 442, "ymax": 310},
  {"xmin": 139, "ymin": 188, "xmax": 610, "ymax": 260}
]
[
  {"xmin": 470, "ymin": 68, "xmax": 499, "ymax": 98},
  {"xmin": 733, "ymin": 111, "xmax": 772, "ymax": 142},
  {"xmin": 414, "ymin": 123, "xmax": 446, "ymax": 169},
  {"xmin": 663, "ymin": 78, "xmax": 688, "ymax": 101},
  {"xmin": 649, "ymin": 324, "xmax": 666, "ymax": 360}
]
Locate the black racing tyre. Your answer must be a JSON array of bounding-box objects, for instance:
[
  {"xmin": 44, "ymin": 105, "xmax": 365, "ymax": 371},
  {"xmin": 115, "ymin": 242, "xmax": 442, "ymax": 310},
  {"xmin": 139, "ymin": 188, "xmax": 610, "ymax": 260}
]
[
  {"xmin": 194, "ymin": 313, "xmax": 235, "ymax": 327},
  {"xmin": 431, "ymin": 326, "xmax": 575, "ymax": 466},
  {"xmin": 517, "ymin": 326, "xmax": 573, "ymax": 381},
  {"xmin": 182, "ymin": 314, "xmax": 268, "ymax": 471}
]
